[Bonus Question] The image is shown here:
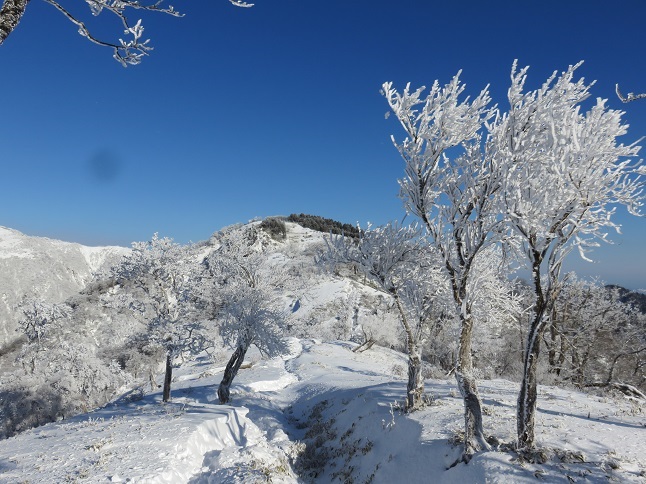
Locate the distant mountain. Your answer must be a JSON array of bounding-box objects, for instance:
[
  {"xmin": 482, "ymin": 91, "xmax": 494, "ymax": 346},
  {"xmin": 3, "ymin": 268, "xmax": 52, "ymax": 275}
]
[
  {"xmin": 0, "ymin": 226, "xmax": 128, "ymax": 345},
  {"xmin": 606, "ymin": 284, "xmax": 646, "ymax": 314}
]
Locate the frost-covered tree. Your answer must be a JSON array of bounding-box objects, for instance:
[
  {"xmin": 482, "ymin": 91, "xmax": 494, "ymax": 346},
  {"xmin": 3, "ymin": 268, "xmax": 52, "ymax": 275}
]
[
  {"xmin": 206, "ymin": 226, "xmax": 289, "ymax": 404},
  {"xmin": 3, "ymin": 297, "xmax": 128, "ymax": 437},
  {"xmin": 217, "ymin": 287, "xmax": 287, "ymax": 404},
  {"xmin": 547, "ymin": 276, "xmax": 645, "ymax": 393},
  {"xmin": 15, "ymin": 298, "xmax": 69, "ymax": 373},
  {"xmin": 108, "ymin": 234, "xmax": 209, "ymax": 402},
  {"xmin": 326, "ymin": 223, "xmax": 451, "ymax": 410},
  {"xmin": 16, "ymin": 298, "xmax": 67, "ymax": 347},
  {"xmin": 383, "ymin": 75, "xmax": 509, "ymax": 459},
  {"xmin": 0, "ymin": 0, "xmax": 252, "ymax": 66},
  {"xmin": 491, "ymin": 62, "xmax": 644, "ymax": 450}
]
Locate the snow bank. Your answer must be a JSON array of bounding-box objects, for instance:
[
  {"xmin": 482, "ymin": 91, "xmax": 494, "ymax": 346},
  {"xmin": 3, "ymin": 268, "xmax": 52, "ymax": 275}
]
[{"xmin": 0, "ymin": 401, "xmax": 263, "ymax": 483}]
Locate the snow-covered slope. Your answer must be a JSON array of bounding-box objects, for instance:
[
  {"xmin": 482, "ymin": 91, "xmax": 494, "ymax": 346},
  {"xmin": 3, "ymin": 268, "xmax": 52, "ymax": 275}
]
[
  {"xmin": 0, "ymin": 226, "xmax": 128, "ymax": 345},
  {"xmin": 0, "ymin": 339, "xmax": 643, "ymax": 483},
  {"xmin": 1, "ymin": 220, "xmax": 644, "ymax": 482}
]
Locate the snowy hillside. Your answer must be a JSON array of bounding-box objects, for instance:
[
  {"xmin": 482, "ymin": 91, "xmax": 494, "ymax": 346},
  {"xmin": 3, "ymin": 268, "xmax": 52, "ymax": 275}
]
[
  {"xmin": 0, "ymin": 226, "xmax": 128, "ymax": 344},
  {"xmin": 0, "ymin": 339, "xmax": 643, "ymax": 483},
  {"xmin": 0, "ymin": 219, "xmax": 644, "ymax": 482}
]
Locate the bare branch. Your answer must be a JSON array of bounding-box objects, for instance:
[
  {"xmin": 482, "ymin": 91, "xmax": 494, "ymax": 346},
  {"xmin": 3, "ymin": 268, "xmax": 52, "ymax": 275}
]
[{"xmin": 616, "ymin": 84, "xmax": 646, "ymax": 103}]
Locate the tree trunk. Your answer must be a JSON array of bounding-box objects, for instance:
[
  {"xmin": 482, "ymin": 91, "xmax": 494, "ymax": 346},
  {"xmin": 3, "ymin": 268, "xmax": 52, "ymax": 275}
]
[
  {"xmin": 162, "ymin": 351, "xmax": 173, "ymax": 402},
  {"xmin": 406, "ymin": 345, "xmax": 424, "ymax": 410},
  {"xmin": 517, "ymin": 258, "xmax": 553, "ymax": 451},
  {"xmin": 218, "ymin": 344, "xmax": 248, "ymax": 404},
  {"xmin": 394, "ymin": 296, "xmax": 425, "ymax": 411},
  {"xmin": 547, "ymin": 315, "xmax": 559, "ymax": 374},
  {"xmin": 0, "ymin": 0, "xmax": 30, "ymax": 45},
  {"xmin": 455, "ymin": 314, "xmax": 489, "ymax": 461}
]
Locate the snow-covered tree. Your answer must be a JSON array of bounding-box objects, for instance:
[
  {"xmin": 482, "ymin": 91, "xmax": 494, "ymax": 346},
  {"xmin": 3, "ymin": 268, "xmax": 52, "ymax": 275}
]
[
  {"xmin": 491, "ymin": 62, "xmax": 644, "ymax": 450},
  {"xmin": 16, "ymin": 298, "xmax": 68, "ymax": 349},
  {"xmin": 383, "ymin": 75, "xmax": 507, "ymax": 459},
  {"xmin": 326, "ymin": 223, "xmax": 451, "ymax": 411},
  {"xmin": 4, "ymin": 296, "xmax": 128, "ymax": 437},
  {"xmin": 0, "ymin": 0, "xmax": 251, "ymax": 66},
  {"xmin": 108, "ymin": 234, "xmax": 209, "ymax": 402},
  {"xmin": 206, "ymin": 225, "xmax": 289, "ymax": 404},
  {"xmin": 217, "ymin": 287, "xmax": 287, "ymax": 404},
  {"xmin": 547, "ymin": 276, "xmax": 645, "ymax": 392}
]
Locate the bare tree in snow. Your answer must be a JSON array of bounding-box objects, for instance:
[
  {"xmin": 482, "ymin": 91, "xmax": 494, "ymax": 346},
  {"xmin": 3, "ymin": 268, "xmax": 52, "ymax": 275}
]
[
  {"xmin": 326, "ymin": 222, "xmax": 451, "ymax": 411},
  {"xmin": 383, "ymin": 75, "xmax": 508, "ymax": 461},
  {"xmin": 491, "ymin": 61, "xmax": 644, "ymax": 450},
  {"xmin": 0, "ymin": 0, "xmax": 252, "ymax": 66}
]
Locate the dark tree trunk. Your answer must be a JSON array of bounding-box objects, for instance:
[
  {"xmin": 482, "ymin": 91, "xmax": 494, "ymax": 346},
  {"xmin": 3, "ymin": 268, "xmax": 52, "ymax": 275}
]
[
  {"xmin": 162, "ymin": 351, "xmax": 173, "ymax": 402},
  {"xmin": 455, "ymin": 313, "xmax": 489, "ymax": 461},
  {"xmin": 0, "ymin": 0, "xmax": 30, "ymax": 45},
  {"xmin": 516, "ymin": 315, "xmax": 543, "ymax": 450},
  {"xmin": 517, "ymin": 259, "xmax": 550, "ymax": 450},
  {"xmin": 218, "ymin": 344, "xmax": 247, "ymax": 404}
]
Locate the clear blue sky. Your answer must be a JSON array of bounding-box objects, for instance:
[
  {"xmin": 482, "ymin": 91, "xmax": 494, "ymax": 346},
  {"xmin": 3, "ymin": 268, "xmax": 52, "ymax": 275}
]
[{"xmin": 1, "ymin": 0, "xmax": 645, "ymax": 289}]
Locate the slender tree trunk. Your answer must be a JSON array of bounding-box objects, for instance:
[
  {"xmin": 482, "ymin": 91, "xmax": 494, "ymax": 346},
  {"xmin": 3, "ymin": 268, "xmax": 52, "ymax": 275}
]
[
  {"xmin": 516, "ymin": 315, "xmax": 543, "ymax": 449},
  {"xmin": 218, "ymin": 344, "xmax": 248, "ymax": 404},
  {"xmin": 547, "ymin": 314, "xmax": 559, "ymax": 374},
  {"xmin": 517, "ymin": 259, "xmax": 550, "ymax": 450},
  {"xmin": 456, "ymin": 313, "xmax": 489, "ymax": 461},
  {"xmin": 162, "ymin": 351, "xmax": 173, "ymax": 402},
  {"xmin": 394, "ymin": 296, "xmax": 424, "ymax": 411},
  {"xmin": 0, "ymin": 0, "xmax": 29, "ymax": 45},
  {"xmin": 406, "ymin": 344, "xmax": 424, "ymax": 410}
]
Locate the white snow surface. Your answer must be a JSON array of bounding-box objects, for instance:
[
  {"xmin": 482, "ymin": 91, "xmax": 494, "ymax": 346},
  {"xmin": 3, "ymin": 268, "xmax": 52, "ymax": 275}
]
[
  {"xmin": 1, "ymin": 338, "xmax": 644, "ymax": 483},
  {"xmin": 0, "ymin": 226, "xmax": 34, "ymax": 259}
]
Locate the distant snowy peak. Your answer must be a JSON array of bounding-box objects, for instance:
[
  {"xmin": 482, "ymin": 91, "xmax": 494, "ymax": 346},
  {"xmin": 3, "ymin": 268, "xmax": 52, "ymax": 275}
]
[
  {"xmin": 0, "ymin": 226, "xmax": 129, "ymax": 263},
  {"xmin": 0, "ymin": 226, "xmax": 130, "ymax": 345}
]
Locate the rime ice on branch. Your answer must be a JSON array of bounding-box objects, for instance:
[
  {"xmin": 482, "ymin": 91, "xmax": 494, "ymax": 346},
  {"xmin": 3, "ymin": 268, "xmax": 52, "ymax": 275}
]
[{"xmin": 0, "ymin": 0, "xmax": 252, "ymax": 65}]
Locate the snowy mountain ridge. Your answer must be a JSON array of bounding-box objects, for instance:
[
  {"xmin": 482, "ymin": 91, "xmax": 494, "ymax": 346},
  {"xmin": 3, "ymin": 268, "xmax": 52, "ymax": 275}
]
[{"xmin": 0, "ymin": 226, "xmax": 129, "ymax": 345}]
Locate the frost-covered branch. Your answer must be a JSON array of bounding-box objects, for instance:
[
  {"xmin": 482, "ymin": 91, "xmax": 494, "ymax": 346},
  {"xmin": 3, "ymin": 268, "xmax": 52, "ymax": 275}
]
[
  {"xmin": 41, "ymin": 0, "xmax": 180, "ymax": 66},
  {"xmin": 0, "ymin": 0, "xmax": 254, "ymax": 65},
  {"xmin": 616, "ymin": 84, "xmax": 646, "ymax": 103}
]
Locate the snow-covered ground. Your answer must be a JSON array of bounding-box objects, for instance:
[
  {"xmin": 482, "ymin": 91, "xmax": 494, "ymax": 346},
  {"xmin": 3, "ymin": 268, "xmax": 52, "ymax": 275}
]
[{"xmin": 1, "ymin": 338, "xmax": 644, "ymax": 483}]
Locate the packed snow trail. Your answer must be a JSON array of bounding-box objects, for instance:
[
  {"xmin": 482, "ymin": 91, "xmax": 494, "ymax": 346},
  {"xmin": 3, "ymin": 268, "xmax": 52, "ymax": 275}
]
[{"xmin": 0, "ymin": 342, "xmax": 304, "ymax": 484}]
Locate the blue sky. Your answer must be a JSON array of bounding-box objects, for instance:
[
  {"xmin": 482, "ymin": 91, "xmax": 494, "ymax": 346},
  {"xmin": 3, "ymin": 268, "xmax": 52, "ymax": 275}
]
[{"xmin": 1, "ymin": 0, "xmax": 645, "ymax": 289}]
